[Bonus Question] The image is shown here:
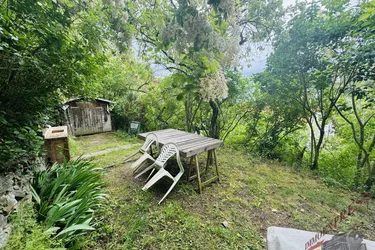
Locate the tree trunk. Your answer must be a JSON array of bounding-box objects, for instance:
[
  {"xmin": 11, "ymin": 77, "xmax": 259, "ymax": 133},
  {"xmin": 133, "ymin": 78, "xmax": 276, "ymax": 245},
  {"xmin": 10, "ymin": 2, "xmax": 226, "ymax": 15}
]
[
  {"xmin": 311, "ymin": 147, "xmax": 320, "ymax": 170},
  {"xmin": 306, "ymin": 115, "xmax": 316, "ymax": 169},
  {"xmin": 209, "ymin": 100, "xmax": 219, "ymax": 139},
  {"xmin": 311, "ymin": 124, "xmax": 325, "ymax": 170},
  {"xmin": 365, "ymin": 162, "xmax": 375, "ymax": 188},
  {"xmin": 185, "ymin": 94, "xmax": 192, "ymax": 132},
  {"xmin": 309, "ymin": 123, "xmax": 315, "ymax": 168}
]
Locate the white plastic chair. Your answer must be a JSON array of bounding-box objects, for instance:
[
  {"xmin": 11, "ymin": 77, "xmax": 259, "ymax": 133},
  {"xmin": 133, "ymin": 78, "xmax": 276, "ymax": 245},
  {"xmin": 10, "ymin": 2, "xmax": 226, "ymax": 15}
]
[
  {"xmin": 122, "ymin": 133, "xmax": 159, "ymax": 174},
  {"xmin": 136, "ymin": 143, "xmax": 184, "ymax": 205}
]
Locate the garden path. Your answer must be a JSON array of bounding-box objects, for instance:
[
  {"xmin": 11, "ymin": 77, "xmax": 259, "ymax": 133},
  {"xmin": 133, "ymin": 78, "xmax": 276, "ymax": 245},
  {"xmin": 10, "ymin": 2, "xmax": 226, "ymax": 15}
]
[{"xmin": 72, "ymin": 143, "xmax": 140, "ymax": 160}]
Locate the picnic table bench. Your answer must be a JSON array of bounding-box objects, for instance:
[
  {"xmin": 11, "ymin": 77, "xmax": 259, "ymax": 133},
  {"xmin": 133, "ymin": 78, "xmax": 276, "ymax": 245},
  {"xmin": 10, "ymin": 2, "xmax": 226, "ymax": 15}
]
[{"xmin": 138, "ymin": 129, "xmax": 223, "ymax": 193}]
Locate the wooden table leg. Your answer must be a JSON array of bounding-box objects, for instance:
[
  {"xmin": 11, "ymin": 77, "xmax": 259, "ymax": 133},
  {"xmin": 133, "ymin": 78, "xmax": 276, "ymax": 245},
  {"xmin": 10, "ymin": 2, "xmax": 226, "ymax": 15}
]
[
  {"xmin": 189, "ymin": 150, "xmax": 220, "ymax": 193},
  {"xmin": 187, "ymin": 156, "xmax": 194, "ymax": 181},
  {"xmin": 205, "ymin": 150, "xmax": 211, "ymax": 175},
  {"xmin": 194, "ymin": 155, "xmax": 202, "ymax": 194},
  {"xmin": 213, "ymin": 149, "xmax": 220, "ymax": 181},
  {"xmin": 200, "ymin": 149, "xmax": 220, "ymax": 189}
]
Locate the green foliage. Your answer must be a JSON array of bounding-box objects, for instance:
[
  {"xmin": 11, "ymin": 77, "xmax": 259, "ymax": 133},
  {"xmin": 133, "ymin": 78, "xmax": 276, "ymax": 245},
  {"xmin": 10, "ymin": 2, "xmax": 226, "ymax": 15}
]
[
  {"xmin": 318, "ymin": 144, "xmax": 358, "ymax": 188},
  {"xmin": 0, "ymin": 0, "xmax": 133, "ymax": 173},
  {"xmin": 248, "ymin": 0, "xmax": 375, "ymax": 186},
  {"xmin": 31, "ymin": 160, "xmax": 106, "ymax": 247},
  {"xmin": 140, "ymin": 78, "xmax": 186, "ymax": 131},
  {"xmin": 244, "ymin": 71, "xmax": 304, "ymax": 158},
  {"xmin": 358, "ymin": 0, "xmax": 375, "ymax": 39},
  {"xmin": 133, "ymin": 0, "xmax": 283, "ymax": 138},
  {"xmin": 272, "ymin": 131, "xmax": 308, "ymax": 166},
  {"xmin": 0, "ymin": 114, "xmax": 44, "ymax": 171},
  {"xmin": 139, "ymin": 69, "xmax": 253, "ymax": 140},
  {"xmin": 0, "ymin": 0, "xmax": 114, "ymax": 122},
  {"xmin": 6, "ymin": 201, "xmax": 64, "ymax": 250},
  {"xmin": 114, "ymin": 130, "xmax": 140, "ymax": 144},
  {"xmin": 94, "ymin": 54, "xmax": 153, "ymax": 131}
]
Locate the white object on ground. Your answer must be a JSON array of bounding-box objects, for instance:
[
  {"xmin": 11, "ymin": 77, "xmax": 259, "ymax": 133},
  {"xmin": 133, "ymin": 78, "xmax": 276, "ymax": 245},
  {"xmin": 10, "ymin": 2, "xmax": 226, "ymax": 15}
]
[
  {"xmin": 267, "ymin": 226, "xmax": 375, "ymax": 250},
  {"xmin": 139, "ymin": 143, "xmax": 184, "ymax": 205}
]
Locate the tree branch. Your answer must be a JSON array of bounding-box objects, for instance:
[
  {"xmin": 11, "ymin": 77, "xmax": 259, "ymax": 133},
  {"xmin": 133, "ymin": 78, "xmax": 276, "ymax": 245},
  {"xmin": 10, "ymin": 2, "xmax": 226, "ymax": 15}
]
[{"xmin": 222, "ymin": 110, "xmax": 249, "ymax": 142}]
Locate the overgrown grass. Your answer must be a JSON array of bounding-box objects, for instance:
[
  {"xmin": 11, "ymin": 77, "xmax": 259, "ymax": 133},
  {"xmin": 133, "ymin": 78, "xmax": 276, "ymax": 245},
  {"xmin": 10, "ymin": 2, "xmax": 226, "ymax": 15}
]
[
  {"xmin": 80, "ymin": 133, "xmax": 375, "ymax": 249},
  {"xmin": 5, "ymin": 202, "xmax": 64, "ymax": 250}
]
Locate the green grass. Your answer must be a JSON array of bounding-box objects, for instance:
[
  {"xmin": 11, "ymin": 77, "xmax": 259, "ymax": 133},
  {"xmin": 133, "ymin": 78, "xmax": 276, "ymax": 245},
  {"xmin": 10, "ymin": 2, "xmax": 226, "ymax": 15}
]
[
  {"xmin": 77, "ymin": 133, "xmax": 375, "ymax": 249},
  {"xmin": 69, "ymin": 131, "xmax": 141, "ymax": 157},
  {"xmin": 6, "ymin": 202, "xmax": 64, "ymax": 250},
  {"xmin": 90, "ymin": 145, "xmax": 141, "ymax": 167}
]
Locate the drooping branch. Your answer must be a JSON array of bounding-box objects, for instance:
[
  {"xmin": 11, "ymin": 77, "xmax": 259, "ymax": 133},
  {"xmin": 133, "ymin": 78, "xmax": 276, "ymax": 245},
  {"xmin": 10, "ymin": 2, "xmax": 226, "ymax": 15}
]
[
  {"xmin": 222, "ymin": 110, "xmax": 249, "ymax": 142},
  {"xmin": 169, "ymin": 0, "xmax": 177, "ymax": 9}
]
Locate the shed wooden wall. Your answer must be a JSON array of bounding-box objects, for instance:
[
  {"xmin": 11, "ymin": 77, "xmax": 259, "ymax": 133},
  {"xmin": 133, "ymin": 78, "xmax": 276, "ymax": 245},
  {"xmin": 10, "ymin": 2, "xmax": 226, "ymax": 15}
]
[{"xmin": 67, "ymin": 101, "xmax": 112, "ymax": 136}]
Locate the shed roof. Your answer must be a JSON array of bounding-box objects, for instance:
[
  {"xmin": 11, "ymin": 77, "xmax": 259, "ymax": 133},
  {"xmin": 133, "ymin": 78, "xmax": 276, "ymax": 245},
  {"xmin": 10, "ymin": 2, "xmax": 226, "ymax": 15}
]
[{"xmin": 64, "ymin": 97, "xmax": 115, "ymax": 104}]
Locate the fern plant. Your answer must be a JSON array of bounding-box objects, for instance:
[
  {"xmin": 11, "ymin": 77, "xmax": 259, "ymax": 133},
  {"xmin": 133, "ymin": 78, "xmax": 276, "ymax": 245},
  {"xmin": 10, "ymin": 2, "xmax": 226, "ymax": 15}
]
[{"xmin": 31, "ymin": 159, "xmax": 106, "ymax": 247}]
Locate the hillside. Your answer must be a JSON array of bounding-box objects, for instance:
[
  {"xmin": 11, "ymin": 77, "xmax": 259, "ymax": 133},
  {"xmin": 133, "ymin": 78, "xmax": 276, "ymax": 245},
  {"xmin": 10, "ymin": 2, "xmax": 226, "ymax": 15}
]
[{"xmin": 71, "ymin": 133, "xmax": 375, "ymax": 249}]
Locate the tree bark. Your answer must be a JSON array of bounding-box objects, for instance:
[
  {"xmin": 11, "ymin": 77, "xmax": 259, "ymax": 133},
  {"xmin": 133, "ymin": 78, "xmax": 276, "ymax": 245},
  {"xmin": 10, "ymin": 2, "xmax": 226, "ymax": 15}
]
[
  {"xmin": 209, "ymin": 100, "xmax": 220, "ymax": 139},
  {"xmin": 185, "ymin": 94, "xmax": 192, "ymax": 132}
]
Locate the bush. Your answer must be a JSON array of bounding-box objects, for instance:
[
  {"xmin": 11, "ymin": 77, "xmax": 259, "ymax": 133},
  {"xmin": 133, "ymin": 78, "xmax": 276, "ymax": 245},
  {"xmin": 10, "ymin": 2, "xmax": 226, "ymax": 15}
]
[
  {"xmin": 318, "ymin": 144, "xmax": 358, "ymax": 188},
  {"xmin": 31, "ymin": 159, "xmax": 106, "ymax": 247},
  {"xmin": 5, "ymin": 201, "xmax": 64, "ymax": 250},
  {"xmin": 114, "ymin": 130, "xmax": 140, "ymax": 143},
  {"xmin": 0, "ymin": 114, "xmax": 44, "ymax": 172}
]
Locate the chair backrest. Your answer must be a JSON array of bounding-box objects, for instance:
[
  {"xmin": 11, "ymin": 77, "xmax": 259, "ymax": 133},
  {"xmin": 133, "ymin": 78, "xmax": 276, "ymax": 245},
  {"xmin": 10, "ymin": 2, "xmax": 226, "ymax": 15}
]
[
  {"xmin": 155, "ymin": 143, "xmax": 179, "ymax": 167},
  {"xmin": 140, "ymin": 133, "xmax": 158, "ymax": 153}
]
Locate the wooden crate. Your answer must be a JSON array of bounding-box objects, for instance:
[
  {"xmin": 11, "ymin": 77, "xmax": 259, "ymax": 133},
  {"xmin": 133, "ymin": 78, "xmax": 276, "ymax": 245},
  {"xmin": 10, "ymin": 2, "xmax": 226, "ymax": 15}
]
[{"xmin": 43, "ymin": 126, "xmax": 70, "ymax": 164}]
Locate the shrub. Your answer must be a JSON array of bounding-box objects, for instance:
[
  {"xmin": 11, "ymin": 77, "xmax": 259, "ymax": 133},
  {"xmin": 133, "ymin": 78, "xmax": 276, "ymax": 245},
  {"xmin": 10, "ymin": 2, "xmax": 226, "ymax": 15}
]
[
  {"xmin": 114, "ymin": 130, "xmax": 139, "ymax": 143},
  {"xmin": 5, "ymin": 201, "xmax": 64, "ymax": 250},
  {"xmin": 318, "ymin": 144, "xmax": 358, "ymax": 188},
  {"xmin": 0, "ymin": 114, "xmax": 44, "ymax": 172},
  {"xmin": 31, "ymin": 159, "xmax": 106, "ymax": 247}
]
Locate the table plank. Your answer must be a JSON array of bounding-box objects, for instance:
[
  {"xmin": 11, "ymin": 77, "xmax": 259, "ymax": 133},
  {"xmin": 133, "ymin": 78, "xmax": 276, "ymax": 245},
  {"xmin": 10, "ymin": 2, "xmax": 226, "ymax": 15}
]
[
  {"xmin": 184, "ymin": 141, "xmax": 223, "ymax": 157},
  {"xmin": 178, "ymin": 138, "xmax": 217, "ymax": 149},
  {"xmin": 162, "ymin": 136, "xmax": 204, "ymax": 145},
  {"xmin": 138, "ymin": 129, "xmax": 222, "ymax": 157}
]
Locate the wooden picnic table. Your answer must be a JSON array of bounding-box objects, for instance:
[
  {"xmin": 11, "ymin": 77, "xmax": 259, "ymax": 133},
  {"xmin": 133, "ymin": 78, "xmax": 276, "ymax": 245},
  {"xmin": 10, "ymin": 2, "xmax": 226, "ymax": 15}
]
[{"xmin": 138, "ymin": 129, "xmax": 223, "ymax": 193}]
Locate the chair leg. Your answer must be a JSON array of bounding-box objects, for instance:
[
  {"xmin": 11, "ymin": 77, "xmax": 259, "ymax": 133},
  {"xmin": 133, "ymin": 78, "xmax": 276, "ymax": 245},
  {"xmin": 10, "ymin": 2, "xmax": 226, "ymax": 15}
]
[
  {"xmin": 132, "ymin": 161, "xmax": 146, "ymax": 175},
  {"xmin": 145, "ymin": 168, "xmax": 156, "ymax": 183},
  {"xmin": 135, "ymin": 163, "xmax": 156, "ymax": 179},
  {"xmin": 158, "ymin": 180, "xmax": 178, "ymax": 205},
  {"xmin": 142, "ymin": 168, "xmax": 171, "ymax": 190},
  {"xmin": 122, "ymin": 151, "xmax": 139, "ymax": 163},
  {"xmin": 158, "ymin": 172, "xmax": 183, "ymax": 205},
  {"xmin": 132, "ymin": 154, "xmax": 154, "ymax": 174}
]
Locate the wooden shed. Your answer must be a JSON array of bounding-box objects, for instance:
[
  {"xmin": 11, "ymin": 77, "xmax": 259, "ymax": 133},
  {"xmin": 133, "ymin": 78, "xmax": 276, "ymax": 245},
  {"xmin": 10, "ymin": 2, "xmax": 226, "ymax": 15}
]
[{"xmin": 63, "ymin": 97, "xmax": 114, "ymax": 136}]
